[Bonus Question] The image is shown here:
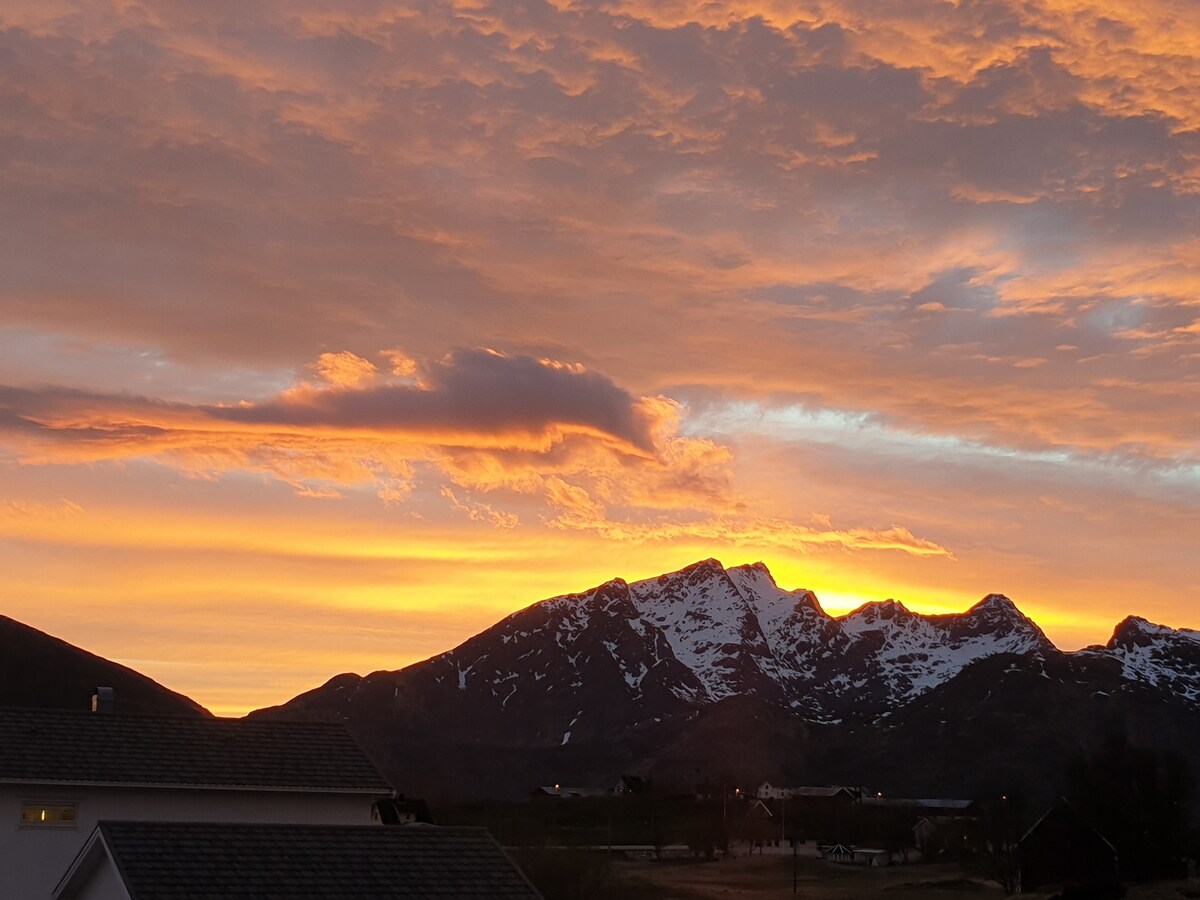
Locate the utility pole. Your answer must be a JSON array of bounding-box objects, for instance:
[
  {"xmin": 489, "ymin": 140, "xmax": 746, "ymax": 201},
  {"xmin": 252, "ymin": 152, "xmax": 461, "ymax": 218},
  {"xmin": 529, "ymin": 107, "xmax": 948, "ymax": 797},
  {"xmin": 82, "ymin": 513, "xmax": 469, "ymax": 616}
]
[
  {"xmin": 793, "ymin": 836, "xmax": 798, "ymax": 894},
  {"xmin": 722, "ymin": 784, "xmax": 728, "ymax": 856},
  {"xmin": 607, "ymin": 800, "xmax": 613, "ymax": 857},
  {"xmin": 650, "ymin": 792, "xmax": 660, "ymax": 859}
]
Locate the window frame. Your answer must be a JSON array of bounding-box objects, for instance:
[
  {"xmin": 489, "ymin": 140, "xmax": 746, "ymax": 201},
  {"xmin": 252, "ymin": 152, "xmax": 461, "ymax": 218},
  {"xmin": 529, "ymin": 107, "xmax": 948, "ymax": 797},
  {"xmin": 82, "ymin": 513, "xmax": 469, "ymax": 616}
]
[{"xmin": 18, "ymin": 800, "xmax": 80, "ymax": 829}]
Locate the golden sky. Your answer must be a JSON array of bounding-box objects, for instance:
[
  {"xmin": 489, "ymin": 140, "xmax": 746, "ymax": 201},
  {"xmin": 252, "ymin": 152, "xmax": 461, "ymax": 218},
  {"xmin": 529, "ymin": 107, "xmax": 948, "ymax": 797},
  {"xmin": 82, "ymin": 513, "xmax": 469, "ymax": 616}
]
[{"xmin": 1, "ymin": 0, "xmax": 1198, "ymax": 715}]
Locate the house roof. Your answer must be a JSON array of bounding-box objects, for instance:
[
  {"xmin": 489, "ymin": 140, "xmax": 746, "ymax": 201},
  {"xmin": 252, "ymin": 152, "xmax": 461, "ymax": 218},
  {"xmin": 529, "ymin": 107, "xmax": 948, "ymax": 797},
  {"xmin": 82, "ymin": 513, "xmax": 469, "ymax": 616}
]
[
  {"xmin": 57, "ymin": 821, "xmax": 543, "ymax": 900},
  {"xmin": 1019, "ymin": 797, "xmax": 1119, "ymax": 854},
  {"xmin": 533, "ymin": 785, "xmax": 606, "ymax": 797},
  {"xmin": 861, "ymin": 797, "xmax": 975, "ymax": 811},
  {"xmin": 0, "ymin": 708, "xmax": 391, "ymax": 793},
  {"xmin": 747, "ymin": 799, "xmax": 773, "ymax": 816},
  {"xmin": 791, "ymin": 786, "xmax": 857, "ymax": 798}
]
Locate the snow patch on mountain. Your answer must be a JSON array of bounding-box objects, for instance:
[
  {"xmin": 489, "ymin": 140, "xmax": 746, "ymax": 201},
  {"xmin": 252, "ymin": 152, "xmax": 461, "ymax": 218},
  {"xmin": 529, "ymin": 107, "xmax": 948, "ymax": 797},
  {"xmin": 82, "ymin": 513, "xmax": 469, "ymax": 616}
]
[
  {"xmin": 625, "ymin": 560, "xmax": 770, "ymax": 701},
  {"xmin": 1089, "ymin": 616, "xmax": 1200, "ymax": 704},
  {"xmin": 836, "ymin": 594, "xmax": 1051, "ymax": 699}
]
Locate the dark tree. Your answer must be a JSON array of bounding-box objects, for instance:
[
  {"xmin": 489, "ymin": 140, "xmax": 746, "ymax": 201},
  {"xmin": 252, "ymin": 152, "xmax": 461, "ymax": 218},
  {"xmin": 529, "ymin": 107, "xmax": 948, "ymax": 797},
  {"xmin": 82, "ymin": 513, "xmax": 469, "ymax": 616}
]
[
  {"xmin": 879, "ymin": 807, "xmax": 913, "ymax": 863},
  {"xmin": 979, "ymin": 791, "xmax": 1027, "ymax": 895},
  {"xmin": 685, "ymin": 815, "xmax": 720, "ymax": 860},
  {"xmin": 1064, "ymin": 730, "xmax": 1192, "ymax": 882}
]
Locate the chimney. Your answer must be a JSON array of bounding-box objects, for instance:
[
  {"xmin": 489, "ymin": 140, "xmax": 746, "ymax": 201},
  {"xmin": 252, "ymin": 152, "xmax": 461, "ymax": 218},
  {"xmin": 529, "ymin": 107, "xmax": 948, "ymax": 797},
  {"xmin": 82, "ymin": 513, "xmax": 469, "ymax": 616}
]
[{"xmin": 91, "ymin": 686, "xmax": 114, "ymax": 713}]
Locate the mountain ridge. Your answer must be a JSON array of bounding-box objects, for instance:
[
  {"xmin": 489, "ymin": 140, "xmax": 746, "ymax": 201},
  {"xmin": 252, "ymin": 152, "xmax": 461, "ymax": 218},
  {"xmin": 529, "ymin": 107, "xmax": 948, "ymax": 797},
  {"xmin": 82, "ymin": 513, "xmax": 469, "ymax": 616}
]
[
  {"xmin": 0, "ymin": 614, "xmax": 210, "ymax": 717},
  {"xmin": 265, "ymin": 558, "xmax": 1195, "ymax": 722},
  {"xmin": 253, "ymin": 559, "xmax": 1200, "ymax": 801},
  {"xmin": 5, "ymin": 560, "xmax": 1196, "ymax": 804}
]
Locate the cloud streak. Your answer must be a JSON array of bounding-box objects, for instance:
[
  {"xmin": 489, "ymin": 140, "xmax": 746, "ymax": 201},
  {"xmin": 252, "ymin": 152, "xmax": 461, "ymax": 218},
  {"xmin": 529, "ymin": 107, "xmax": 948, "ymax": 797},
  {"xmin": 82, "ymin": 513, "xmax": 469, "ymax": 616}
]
[
  {"xmin": 0, "ymin": 347, "xmax": 950, "ymax": 562},
  {"xmin": 0, "ymin": 349, "xmax": 666, "ymax": 484}
]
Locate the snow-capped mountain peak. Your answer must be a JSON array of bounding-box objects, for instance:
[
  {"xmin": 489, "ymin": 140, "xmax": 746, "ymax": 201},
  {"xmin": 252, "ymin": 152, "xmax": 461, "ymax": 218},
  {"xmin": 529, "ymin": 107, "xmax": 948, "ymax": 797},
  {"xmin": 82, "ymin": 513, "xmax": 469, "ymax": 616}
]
[
  {"xmin": 259, "ymin": 560, "xmax": 1200, "ymax": 802},
  {"xmin": 840, "ymin": 598, "xmax": 912, "ymax": 628},
  {"xmin": 434, "ymin": 560, "xmax": 1091, "ymax": 725},
  {"xmin": 1109, "ymin": 615, "xmax": 1200, "ymax": 647},
  {"xmin": 967, "ymin": 593, "xmax": 1024, "ymax": 618},
  {"xmin": 829, "ymin": 592, "xmax": 1048, "ymax": 703},
  {"xmin": 1092, "ymin": 615, "xmax": 1200, "ymax": 704},
  {"xmin": 312, "ymin": 560, "xmax": 1200, "ymax": 754}
]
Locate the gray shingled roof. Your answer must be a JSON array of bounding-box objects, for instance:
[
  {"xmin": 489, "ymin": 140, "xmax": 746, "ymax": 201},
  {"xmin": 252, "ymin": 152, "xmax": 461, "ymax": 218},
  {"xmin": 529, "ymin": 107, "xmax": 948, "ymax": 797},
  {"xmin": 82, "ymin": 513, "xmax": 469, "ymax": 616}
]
[
  {"xmin": 791, "ymin": 786, "xmax": 856, "ymax": 798},
  {"xmin": 861, "ymin": 797, "xmax": 975, "ymax": 810},
  {"xmin": 82, "ymin": 822, "xmax": 543, "ymax": 899},
  {"xmin": 0, "ymin": 708, "xmax": 391, "ymax": 792}
]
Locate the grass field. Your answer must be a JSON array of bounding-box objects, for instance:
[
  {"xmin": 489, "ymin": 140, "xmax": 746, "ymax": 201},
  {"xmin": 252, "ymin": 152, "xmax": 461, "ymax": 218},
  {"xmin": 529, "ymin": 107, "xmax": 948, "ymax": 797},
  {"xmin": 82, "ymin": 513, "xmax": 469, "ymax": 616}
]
[
  {"xmin": 579, "ymin": 854, "xmax": 1200, "ymax": 900},
  {"xmin": 605, "ymin": 856, "xmax": 1003, "ymax": 899}
]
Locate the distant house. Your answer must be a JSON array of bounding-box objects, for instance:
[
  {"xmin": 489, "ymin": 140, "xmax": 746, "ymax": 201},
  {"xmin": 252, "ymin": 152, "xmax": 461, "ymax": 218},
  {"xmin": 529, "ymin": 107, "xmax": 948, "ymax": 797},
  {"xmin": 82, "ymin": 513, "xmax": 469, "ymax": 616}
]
[
  {"xmin": 855, "ymin": 797, "xmax": 979, "ymax": 857},
  {"xmin": 860, "ymin": 797, "xmax": 976, "ymax": 813},
  {"xmin": 913, "ymin": 809, "xmax": 982, "ymax": 857},
  {"xmin": 737, "ymin": 798, "xmax": 777, "ymax": 851},
  {"xmin": 856, "ymin": 847, "xmax": 892, "ymax": 867},
  {"xmin": 613, "ymin": 775, "xmax": 647, "ymax": 795},
  {"xmin": 1018, "ymin": 798, "xmax": 1120, "ymax": 893},
  {"xmin": 754, "ymin": 785, "xmax": 862, "ymax": 843},
  {"xmin": 756, "ymin": 781, "xmax": 787, "ymax": 800},
  {"xmin": 0, "ymin": 706, "xmax": 392, "ymax": 899},
  {"xmin": 820, "ymin": 843, "xmax": 856, "ymax": 863},
  {"xmin": 739, "ymin": 797, "xmax": 775, "ymax": 832},
  {"xmin": 53, "ymin": 821, "xmax": 543, "ymax": 900},
  {"xmin": 913, "ymin": 816, "xmax": 937, "ymax": 847},
  {"xmin": 819, "ymin": 843, "xmax": 890, "ymax": 867},
  {"xmin": 531, "ymin": 785, "xmax": 606, "ymax": 799},
  {"xmin": 860, "ymin": 798, "xmax": 978, "ymax": 831},
  {"xmin": 755, "ymin": 783, "xmax": 861, "ymax": 802}
]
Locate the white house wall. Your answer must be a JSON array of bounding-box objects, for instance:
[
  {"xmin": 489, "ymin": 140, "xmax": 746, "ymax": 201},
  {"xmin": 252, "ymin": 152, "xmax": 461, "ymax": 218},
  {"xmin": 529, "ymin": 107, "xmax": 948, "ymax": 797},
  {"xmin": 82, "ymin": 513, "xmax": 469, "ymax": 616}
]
[
  {"xmin": 58, "ymin": 852, "xmax": 131, "ymax": 900},
  {"xmin": 2, "ymin": 784, "xmax": 378, "ymax": 900}
]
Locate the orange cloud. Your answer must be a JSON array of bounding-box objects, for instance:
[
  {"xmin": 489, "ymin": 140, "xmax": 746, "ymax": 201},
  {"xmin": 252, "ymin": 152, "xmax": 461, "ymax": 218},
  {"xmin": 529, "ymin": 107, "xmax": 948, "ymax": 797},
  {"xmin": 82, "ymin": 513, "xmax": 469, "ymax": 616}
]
[
  {"xmin": 0, "ymin": 348, "xmax": 694, "ymax": 505},
  {"xmin": 541, "ymin": 486, "xmax": 954, "ymax": 559},
  {"xmin": 312, "ymin": 351, "xmax": 379, "ymax": 387},
  {"xmin": 0, "ymin": 347, "xmax": 953, "ymax": 562}
]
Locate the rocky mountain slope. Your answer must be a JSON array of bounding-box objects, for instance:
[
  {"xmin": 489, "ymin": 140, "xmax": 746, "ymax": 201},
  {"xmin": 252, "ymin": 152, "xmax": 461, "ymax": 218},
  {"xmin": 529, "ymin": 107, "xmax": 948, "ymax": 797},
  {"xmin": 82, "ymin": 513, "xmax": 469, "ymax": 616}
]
[
  {"xmin": 1082, "ymin": 615, "xmax": 1200, "ymax": 704},
  {"xmin": 255, "ymin": 559, "xmax": 1200, "ymax": 801}
]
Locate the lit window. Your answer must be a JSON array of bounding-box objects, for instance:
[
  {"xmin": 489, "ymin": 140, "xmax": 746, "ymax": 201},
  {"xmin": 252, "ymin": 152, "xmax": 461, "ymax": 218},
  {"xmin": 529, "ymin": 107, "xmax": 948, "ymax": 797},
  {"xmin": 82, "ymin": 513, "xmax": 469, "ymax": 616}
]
[{"xmin": 20, "ymin": 802, "xmax": 78, "ymax": 827}]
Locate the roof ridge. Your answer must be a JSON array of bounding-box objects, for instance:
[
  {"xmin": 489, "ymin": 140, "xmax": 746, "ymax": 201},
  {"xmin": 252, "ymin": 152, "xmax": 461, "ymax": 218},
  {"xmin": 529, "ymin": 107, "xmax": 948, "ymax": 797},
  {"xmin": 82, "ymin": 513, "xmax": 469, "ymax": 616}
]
[{"xmin": 0, "ymin": 708, "xmax": 392, "ymax": 793}]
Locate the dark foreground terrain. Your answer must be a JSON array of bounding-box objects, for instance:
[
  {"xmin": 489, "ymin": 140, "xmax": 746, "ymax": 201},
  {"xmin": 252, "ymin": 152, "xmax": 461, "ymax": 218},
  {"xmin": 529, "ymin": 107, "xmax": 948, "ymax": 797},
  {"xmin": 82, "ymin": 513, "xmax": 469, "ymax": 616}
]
[{"xmin": 516, "ymin": 852, "xmax": 1200, "ymax": 900}]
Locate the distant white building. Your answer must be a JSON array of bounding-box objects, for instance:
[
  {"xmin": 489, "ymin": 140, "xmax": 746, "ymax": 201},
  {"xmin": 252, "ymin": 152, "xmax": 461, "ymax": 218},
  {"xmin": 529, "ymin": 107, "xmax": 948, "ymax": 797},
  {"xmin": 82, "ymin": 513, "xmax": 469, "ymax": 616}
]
[
  {"xmin": 756, "ymin": 781, "xmax": 791, "ymax": 800},
  {"xmin": 755, "ymin": 782, "xmax": 860, "ymax": 801},
  {"xmin": 0, "ymin": 703, "xmax": 393, "ymax": 899}
]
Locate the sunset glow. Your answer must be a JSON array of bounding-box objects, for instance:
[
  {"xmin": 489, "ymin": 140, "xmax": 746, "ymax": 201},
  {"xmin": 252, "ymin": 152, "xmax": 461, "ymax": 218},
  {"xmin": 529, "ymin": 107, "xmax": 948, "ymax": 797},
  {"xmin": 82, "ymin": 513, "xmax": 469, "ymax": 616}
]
[{"xmin": 1, "ymin": 0, "xmax": 1198, "ymax": 715}]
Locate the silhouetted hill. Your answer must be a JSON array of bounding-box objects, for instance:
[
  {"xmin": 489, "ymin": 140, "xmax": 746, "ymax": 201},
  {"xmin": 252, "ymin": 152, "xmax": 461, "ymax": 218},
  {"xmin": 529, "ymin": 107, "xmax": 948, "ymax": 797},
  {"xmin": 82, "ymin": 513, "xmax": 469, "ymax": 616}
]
[{"xmin": 0, "ymin": 614, "xmax": 209, "ymax": 716}]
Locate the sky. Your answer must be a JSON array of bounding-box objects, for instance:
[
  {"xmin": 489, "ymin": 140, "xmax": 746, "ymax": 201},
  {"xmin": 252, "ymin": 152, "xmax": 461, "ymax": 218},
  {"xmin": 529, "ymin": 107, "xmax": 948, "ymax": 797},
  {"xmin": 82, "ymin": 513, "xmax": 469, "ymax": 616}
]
[{"xmin": 2, "ymin": 0, "xmax": 1198, "ymax": 716}]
